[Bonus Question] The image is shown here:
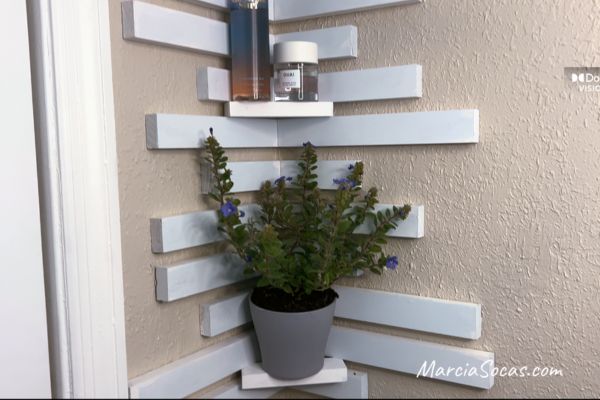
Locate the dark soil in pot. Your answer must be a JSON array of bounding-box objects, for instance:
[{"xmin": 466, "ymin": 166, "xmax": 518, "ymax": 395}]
[{"xmin": 251, "ymin": 286, "xmax": 338, "ymax": 313}]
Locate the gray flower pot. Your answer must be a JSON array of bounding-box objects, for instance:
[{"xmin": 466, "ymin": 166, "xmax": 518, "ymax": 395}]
[{"xmin": 249, "ymin": 295, "xmax": 336, "ymax": 380}]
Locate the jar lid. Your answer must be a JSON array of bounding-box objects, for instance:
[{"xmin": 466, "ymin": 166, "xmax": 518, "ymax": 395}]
[{"xmin": 274, "ymin": 41, "xmax": 319, "ymax": 65}]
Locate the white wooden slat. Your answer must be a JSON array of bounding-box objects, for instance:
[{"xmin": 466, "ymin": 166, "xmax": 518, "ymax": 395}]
[
  {"xmin": 122, "ymin": 0, "xmax": 229, "ymax": 56},
  {"xmin": 128, "ymin": 333, "xmax": 259, "ymax": 398},
  {"xmin": 326, "ymin": 327, "xmax": 494, "ymax": 389},
  {"xmin": 298, "ymin": 370, "xmax": 368, "ymax": 399},
  {"xmin": 200, "ymin": 286, "xmax": 480, "ymax": 339},
  {"xmin": 204, "ymin": 383, "xmax": 281, "ymax": 399},
  {"xmin": 241, "ymin": 359, "xmax": 347, "ymax": 389},
  {"xmin": 354, "ymin": 204, "xmax": 425, "ymax": 239},
  {"xmin": 197, "ymin": 65, "xmax": 421, "ymax": 103},
  {"xmin": 201, "ymin": 291, "xmax": 252, "ymax": 337},
  {"xmin": 272, "ymin": 26, "xmax": 358, "ymax": 61},
  {"xmin": 225, "ymin": 101, "xmax": 334, "ymax": 118},
  {"xmin": 201, "ymin": 160, "xmax": 360, "ymax": 194},
  {"xmin": 155, "ymin": 253, "xmax": 255, "ymax": 302},
  {"xmin": 273, "ymin": 0, "xmax": 421, "ymax": 22},
  {"xmin": 333, "ymin": 286, "xmax": 481, "ymax": 339},
  {"xmin": 277, "ymin": 110, "xmax": 480, "ymax": 147},
  {"xmin": 146, "ymin": 110, "xmax": 479, "ymax": 149},
  {"xmin": 204, "ymin": 369, "xmax": 367, "ymax": 399},
  {"xmin": 123, "ymin": 1, "xmax": 357, "ymax": 60},
  {"xmin": 150, "ymin": 204, "xmax": 260, "ymax": 253},
  {"xmin": 184, "ymin": 0, "xmax": 228, "ymax": 10},
  {"xmin": 152, "ymin": 203, "xmax": 423, "ymax": 256},
  {"xmin": 146, "ymin": 114, "xmax": 278, "ymax": 150},
  {"xmin": 319, "ymin": 65, "xmax": 422, "ymax": 103}
]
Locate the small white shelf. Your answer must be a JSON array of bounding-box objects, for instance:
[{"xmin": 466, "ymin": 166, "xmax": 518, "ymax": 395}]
[
  {"xmin": 241, "ymin": 358, "xmax": 347, "ymax": 390},
  {"xmin": 225, "ymin": 102, "xmax": 334, "ymax": 118}
]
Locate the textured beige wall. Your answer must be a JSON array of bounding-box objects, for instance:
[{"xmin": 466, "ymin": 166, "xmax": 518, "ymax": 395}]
[{"xmin": 110, "ymin": 0, "xmax": 600, "ymax": 397}]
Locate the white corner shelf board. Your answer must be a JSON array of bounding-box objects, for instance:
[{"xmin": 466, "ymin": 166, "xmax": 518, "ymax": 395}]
[
  {"xmin": 187, "ymin": 0, "xmax": 421, "ymax": 23},
  {"xmin": 225, "ymin": 102, "xmax": 334, "ymax": 118},
  {"xmin": 241, "ymin": 358, "xmax": 347, "ymax": 390},
  {"xmin": 197, "ymin": 65, "xmax": 422, "ymax": 103},
  {"xmin": 146, "ymin": 110, "xmax": 479, "ymax": 149},
  {"xmin": 200, "ymin": 160, "xmax": 362, "ymax": 194},
  {"xmin": 326, "ymin": 327, "xmax": 494, "ymax": 390},
  {"xmin": 122, "ymin": 1, "xmax": 357, "ymax": 60},
  {"xmin": 200, "ymin": 285, "xmax": 480, "ymax": 340},
  {"xmin": 151, "ymin": 204, "xmax": 424, "ymax": 255},
  {"xmin": 205, "ymin": 369, "xmax": 368, "ymax": 399},
  {"xmin": 128, "ymin": 332, "xmax": 259, "ymax": 398}
]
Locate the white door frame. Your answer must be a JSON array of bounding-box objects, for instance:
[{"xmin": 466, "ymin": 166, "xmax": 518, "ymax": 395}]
[{"xmin": 27, "ymin": 0, "xmax": 128, "ymax": 397}]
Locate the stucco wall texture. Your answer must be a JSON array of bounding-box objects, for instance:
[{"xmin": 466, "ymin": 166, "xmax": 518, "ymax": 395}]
[{"xmin": 109, "ymin": 0, "xmax": 600, "ymax": 398}]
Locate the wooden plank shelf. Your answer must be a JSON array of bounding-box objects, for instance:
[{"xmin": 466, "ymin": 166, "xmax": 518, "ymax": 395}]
[
  {"xmin": 151, "ymin": 204, "xmax": 424, "ymax": 255},
  {"xmin": 186, "ymin": 0, "xmax": 421, "ymax": 23},
  {"xmin": 146, "ymin": 110, "xmax": 479, "ymax": 149},
  {"xmin": 225, "ymin": 102, "xmax": 334, "ymax": 118},
  {"xmin": 122, "ymin": 1, "xmax": 357, "ymax": 60},
  {"xmin": 197, "ymin": 65, "xmax": 422, "ymax": 103},
  {"xmin": 200, "ymin": 160, "xmax": 362, "ymax": 194},
  {"xmin": 205, "ymin": 369, "xmax": 368, "ymax": 399},
  {"xmin": 326, "ymin": 327, "xmax": 495, "ymax": 389},
  {"xmin": 241, "ymin": 358, "xmax": 347, "ymax": 389},
  {"xmin": 200, "ymin": 285, "xmax": 480, "ymax": 339}
]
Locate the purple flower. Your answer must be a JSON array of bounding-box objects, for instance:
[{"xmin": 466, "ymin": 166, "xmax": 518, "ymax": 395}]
[
  {"xmin": 348, "ymin": 164, "xmax": 355, "ymax": 170},
  {"xmin": 302, "ymin": 141, "xmax": 314, "ymax": 148},
  {"xmin": 333, "ymin": 177, "xmax": 357, "ymax": 189},
  {"xmin": 220, "ymin": 201, "xmax": 237, "ymax": 218},
  {"xmin": 239, "ymin": 210, "xmax": 246, "ymax": 218},
  {"xmin": 245, "ymin": 255, "xmax": 253, "ymax": 263},
  {"xmin": 286, "ymin": 176, "xmax": 293, "ymax": 182},
  {"xmin": 274, "ymin": 176, "xmax": 286, "ymax": 185},
  {"xmin": 386, "ymin": 256, "xmax": 399, "ymax": 270}
]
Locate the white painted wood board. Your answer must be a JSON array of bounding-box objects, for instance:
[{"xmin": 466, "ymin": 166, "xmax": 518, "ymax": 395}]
[
  {"xmin": 201, "ymin": 291, "xmax": 252, "ymax": 337},
  {"xmin": 145, "ymin": 114, "xmax": 278, "ymax": 150},
  {"xmin": 298, "ymin": 370, "xmax": 368, "ymax": 399},
  {"xmin": 225, "ymin": 102, "xmax": 334, "ymax": 118},
  {"xmin": 277, "ymin": 110, "xmax": 480, "ymax": 147},
  {"xmin": 272, "ymin": 26, "xmax": 358, "ymax": 60},
  {"xmin": 200, "ymin": 160, "xmax": 361, "ymax": 194},
  {"xmin": 123, "ymin": 2, "xmax": 357, "ymax": 60},
  {"xmin": 200, "ymin": 286, "xmax": 480, "ymax": 340},
  {"xmin": 272, "ymin": 0, "xmax": 421, "ymax": 22},
  {"xmin": 319, "ymin": 65, "xmax": 422, "ymax": 102},
  {"xmin": 354, "ymin": 204, "xmax": 425, "ymax": 239},
  {"xmin": 151, "ymin": 203, "xmax": 423, "ymax": 255},
  {"xmin": 204, "ymin": 369, "xmax": 367, "ymax": 399},
  {"xmin": 241, "ymin": 359, "xmax": 347, "ymax": 389},
  {"xmin": 204, "ymin": 383, "xmax": 281, "ymax": 399},
  {"xmin": 150, "ymin": 204, "xmax": 261, "ymax": 253},
  {"xmin": 146, "ymin": 110, "xmax": 479, "ymax": 149},
  {"xmin": 155, "ymin": 253, "xmax": 254, "ymax": 302},
  {"xmin": 333, "ymin": 286, "xmax": 481, "ymax": 339},
  {"xmin": 326, "ymin": 327, "xmax": 494, "ymax": 389},
  {"xmin": 122, "ymin": 0, "xmax": 229, "ymax": 56},
  {"xmin": 128, "ymin": 333, "xmax": 259, "ymax": 398},
  {"xmin": 197, "ymin": 65, "xmax": 421, "ymax": 103}
]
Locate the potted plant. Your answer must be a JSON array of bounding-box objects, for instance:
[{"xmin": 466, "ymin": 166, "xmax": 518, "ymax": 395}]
[{"xmin": 204, "ymin": 130, "xmax": 411, "ymax": 380}]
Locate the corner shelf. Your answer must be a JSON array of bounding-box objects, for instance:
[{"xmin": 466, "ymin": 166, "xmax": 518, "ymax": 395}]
[
  {"xmin": 241, "ymin": 358, "xmax": 347, "ymax": 389},
  {"xmin": 225, "ymin": 101, "xmax": 334, "ymax": 118}
]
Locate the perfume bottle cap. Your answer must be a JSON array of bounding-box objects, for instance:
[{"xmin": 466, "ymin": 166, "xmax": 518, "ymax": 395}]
[{"xmin": 274, "ymin": 41, "xmax": 319, "ymax": 65}]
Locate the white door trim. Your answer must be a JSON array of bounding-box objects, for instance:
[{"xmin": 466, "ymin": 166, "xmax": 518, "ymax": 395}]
[{"xmin": 27, "ymin": 0, "xmax": 128, "ymax": 397}]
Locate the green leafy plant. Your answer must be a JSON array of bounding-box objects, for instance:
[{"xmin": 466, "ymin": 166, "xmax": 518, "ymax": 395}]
[{"xmin": 204, "ymin": 130, "xmax": 411, "ymax": 297}]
